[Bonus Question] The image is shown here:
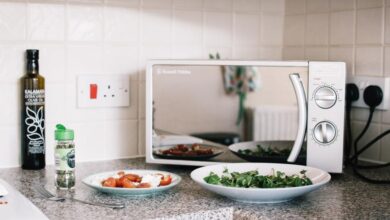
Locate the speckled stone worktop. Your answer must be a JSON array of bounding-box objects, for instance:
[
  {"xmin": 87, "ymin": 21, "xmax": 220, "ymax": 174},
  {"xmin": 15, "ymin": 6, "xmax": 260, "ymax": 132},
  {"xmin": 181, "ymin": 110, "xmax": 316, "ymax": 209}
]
[{"xmin": 0, "ymin": 158, "xmax": 389, "ymax": 220}]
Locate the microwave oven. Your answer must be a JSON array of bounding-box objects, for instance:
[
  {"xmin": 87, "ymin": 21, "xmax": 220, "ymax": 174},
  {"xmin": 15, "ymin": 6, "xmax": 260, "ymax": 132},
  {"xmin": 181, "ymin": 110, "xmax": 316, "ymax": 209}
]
[{"xmin": 145, "ymin": 60, "xmax": 346, "ymax": 173}]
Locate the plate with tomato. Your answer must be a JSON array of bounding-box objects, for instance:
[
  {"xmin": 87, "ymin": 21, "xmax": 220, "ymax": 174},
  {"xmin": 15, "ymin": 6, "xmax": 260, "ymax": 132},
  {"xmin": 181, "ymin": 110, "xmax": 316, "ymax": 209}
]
[{"xmin": 82, "ymin": 170, "xmax": 181, "ymax": 196}]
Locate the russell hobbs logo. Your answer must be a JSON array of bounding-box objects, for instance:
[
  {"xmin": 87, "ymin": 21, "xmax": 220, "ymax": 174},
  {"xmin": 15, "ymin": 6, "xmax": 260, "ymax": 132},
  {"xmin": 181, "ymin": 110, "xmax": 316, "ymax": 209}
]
[{"xmin": 156, "ymin": 68, "xmax": 191, "ymax": 75}]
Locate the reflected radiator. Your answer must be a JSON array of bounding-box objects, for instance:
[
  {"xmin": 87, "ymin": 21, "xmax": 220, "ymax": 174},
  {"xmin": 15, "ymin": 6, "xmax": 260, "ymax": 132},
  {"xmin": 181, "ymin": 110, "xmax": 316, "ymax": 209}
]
[{"xmin": 246, "ymin": 106, "xmax": 298, "ymax": 141}]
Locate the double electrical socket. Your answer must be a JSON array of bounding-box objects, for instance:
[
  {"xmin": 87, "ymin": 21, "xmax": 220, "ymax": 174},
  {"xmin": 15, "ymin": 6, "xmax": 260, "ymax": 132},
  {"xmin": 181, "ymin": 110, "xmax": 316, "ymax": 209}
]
[
  {"xmin": 77, "ymin": 75, "xmax": 130, "ymax": 108},
  {"xmin": 348, "ymin": 76, "xmax": 390, "ymax": 110}
]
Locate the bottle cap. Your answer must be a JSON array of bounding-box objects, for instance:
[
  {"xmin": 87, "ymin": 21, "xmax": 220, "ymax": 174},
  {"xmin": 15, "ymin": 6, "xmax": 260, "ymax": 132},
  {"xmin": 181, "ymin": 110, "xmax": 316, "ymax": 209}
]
[
  {"xmin": 55, "ymin": 124, "xmax": 74, "ymax": 140},
  {"xmin": 26, "ymin": 49, "xmax": 39, "ymax": 60}
]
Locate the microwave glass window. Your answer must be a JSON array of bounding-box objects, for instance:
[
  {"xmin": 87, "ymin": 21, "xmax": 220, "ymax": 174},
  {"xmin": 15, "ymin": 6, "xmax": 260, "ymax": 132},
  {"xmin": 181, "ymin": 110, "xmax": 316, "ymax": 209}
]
[{"xmin": 152, "ymin": 65, "xmax": 308, "ymax": 163}]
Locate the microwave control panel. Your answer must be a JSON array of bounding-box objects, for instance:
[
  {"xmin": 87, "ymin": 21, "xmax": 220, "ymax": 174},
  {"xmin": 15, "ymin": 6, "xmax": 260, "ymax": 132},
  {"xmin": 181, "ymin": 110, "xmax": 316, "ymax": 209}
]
[{"xmin": 307, "ymin": 61, "xmax": 346, "ymax": 173}]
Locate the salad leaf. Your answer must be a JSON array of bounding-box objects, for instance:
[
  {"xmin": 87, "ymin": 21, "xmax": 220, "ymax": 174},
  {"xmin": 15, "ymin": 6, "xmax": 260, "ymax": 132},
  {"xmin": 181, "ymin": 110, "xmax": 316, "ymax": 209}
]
[{"xmin": 203, "ymin": 169, "xmax": 313, "ymax": 188}]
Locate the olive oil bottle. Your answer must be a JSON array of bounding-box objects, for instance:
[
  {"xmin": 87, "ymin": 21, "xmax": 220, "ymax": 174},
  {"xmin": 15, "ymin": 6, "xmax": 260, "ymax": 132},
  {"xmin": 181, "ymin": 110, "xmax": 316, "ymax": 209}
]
[{"xmin": 21, "ymin": 49, "xmax": 45, "ymax": 170}]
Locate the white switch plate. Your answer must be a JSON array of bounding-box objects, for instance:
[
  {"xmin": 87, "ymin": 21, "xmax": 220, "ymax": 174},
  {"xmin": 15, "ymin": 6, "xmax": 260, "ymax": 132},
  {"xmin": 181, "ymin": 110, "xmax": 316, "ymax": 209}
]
[
  {"xmin": 77, "ymin": 75, "xmax": 130, "ymax": 108},
  {"xmin": 348, "ymin": 76, "xmax": 390, "ymax": 110}
]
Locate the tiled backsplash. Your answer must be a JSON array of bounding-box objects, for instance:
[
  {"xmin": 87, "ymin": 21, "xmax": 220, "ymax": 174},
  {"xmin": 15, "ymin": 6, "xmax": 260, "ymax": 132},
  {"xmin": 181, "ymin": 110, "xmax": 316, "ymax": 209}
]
[
  {"xmin": 0, "ymin": 0, "xmax": 284, "ymax": 168},
  {"xmin": 283, "ymin": 0, "xmax": 390, "ymax": 163},
  {"xmin": 2, "ymin": 0, "xmax": 388, "ymax": 168}
]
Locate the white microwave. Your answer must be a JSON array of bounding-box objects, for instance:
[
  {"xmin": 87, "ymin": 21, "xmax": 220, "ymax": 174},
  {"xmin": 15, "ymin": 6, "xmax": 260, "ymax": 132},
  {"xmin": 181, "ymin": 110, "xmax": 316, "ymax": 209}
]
[{"xmin": 145, "ymin": 60, "xmax": 346, "ymax": 173}]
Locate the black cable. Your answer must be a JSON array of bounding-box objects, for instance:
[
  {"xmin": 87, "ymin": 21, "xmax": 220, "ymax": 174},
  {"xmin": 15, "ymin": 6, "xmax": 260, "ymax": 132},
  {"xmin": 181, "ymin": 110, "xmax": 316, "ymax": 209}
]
[{"xmin": 349, "ymin": 107, "xmax": 390, "ymax": 184}]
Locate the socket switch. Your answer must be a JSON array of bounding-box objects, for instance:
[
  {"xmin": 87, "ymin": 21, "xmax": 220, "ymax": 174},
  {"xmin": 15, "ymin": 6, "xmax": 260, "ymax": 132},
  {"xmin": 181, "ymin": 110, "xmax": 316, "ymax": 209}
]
[
  {"xmin": 77, "ymin": 75, "xmax": 130, "ymax": 108},
  {"xmin": 348, "ymin": 76, "xmax": 390, "ymax": 110}
]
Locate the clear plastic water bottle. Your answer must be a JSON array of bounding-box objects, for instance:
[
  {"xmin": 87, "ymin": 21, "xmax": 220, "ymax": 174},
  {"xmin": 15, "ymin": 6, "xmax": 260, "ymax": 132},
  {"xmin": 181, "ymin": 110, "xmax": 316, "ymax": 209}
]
[{"xmin": 54, "ymin": 124, "xmax": 75, "ymax": 189}]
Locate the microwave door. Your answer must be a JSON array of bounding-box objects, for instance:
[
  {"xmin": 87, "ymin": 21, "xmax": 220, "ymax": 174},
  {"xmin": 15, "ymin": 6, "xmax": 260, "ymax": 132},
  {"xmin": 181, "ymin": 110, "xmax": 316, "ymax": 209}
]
[{"xmin": 287, "ymin": 73, "xmax": 307, "ymax": 163}]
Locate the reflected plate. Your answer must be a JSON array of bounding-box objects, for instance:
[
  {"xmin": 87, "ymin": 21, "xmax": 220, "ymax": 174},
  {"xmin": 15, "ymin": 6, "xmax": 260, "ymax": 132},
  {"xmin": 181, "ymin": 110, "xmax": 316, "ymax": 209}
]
[
  {"xmin": 191, "ymin": 163, "xmax": 331, "ymax": 203},
  {"xmin": 229, "ymin": 141, "xmax": 306, "ymax": 164},
  {"xmin": 82, "ymin": 170, "xmax": 181, "ymax": 196},
  {"xmin": 153, "ymin": 144, "xmax": 225, "ymax": 161}
]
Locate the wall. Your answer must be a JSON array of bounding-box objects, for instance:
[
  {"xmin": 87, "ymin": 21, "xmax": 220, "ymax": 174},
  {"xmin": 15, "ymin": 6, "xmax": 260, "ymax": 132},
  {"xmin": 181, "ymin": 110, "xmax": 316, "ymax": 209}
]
[
  {"xmin": 283, "ymin": 0, "xmax": 390, "ymax": 163},
  {"xmin": 0, "ymin": 0, "xmax": 285, "ymax": 168}
]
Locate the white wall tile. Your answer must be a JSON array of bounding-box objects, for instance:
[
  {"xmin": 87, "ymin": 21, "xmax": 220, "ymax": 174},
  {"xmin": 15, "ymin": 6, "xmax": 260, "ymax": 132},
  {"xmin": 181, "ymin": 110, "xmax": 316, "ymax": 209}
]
[
  {"xmin": 305, "ymin": 47, "xmax": 328, "ymax": 60},
  {"xmin": 234, "ymin": 13, "xmax": 259, "ymax": 46},
  {"xmin": 204, "ymin": 12, "xmax": 232, "ymax": 46},
  {"xmin": 139, "ymin": 81, "xmax": 145, "ymax": 118},
  {"xmin": 173, "ymin": 10, "xmax": 202, "ymax": 44},
  {"xmin": 285, "ymin": 0, "xmax": 305, "ymax": 15},
  {"xmin": 0, "ymin": 2, "xmax": 26, "ymax": 41},
  {"xmin": 261, "ymin": 13, "xmax": 284, "ymax": 46},
  {"xmin": 306, "ymin": 0, "xmax": 329, "ymax": 14},
  {"xmin": 330, "ymin": 0, "xmax": 354, "ymax": 11},
  {"xmin": 67, "ymin": 45, "xmax": 104, "ymax": 81},
  {"xmin": 142, "ymin": 0, "xmax": 172, "ymax": 9},
  {"xmin": 352, "ymin": 121, "xmax": 381, "ymax": 161},
  {"xmin": 104, "ymin": 120, "xmax": 139, "ymax": 159},
  {"xmin": 103, "ymin": 45, "xmax": 139, "ymax": 76},
  {"xmin": 142, "ymin": 9, "xmax": 172, "ymax": 44},
  {"xmin": 330, "ymin": 11, "xmax": 354, "ymax": 45},
  {"xmin": 28, "ymin": 3, "xmax": 65, "ymax": 41},
  {"xmin": 72, "ymin": 121, "xmax": 107, "ymax": 162},
  {"xmin": 355, "ymin": 47, "xmax": 382, "ymax": 76},
  {"xmin": 0, "ymin": 84, "xmax": 20, "ymax": 126},
  {"xmin": 284, "ymin": 15, "xmax": 305, "ymax": 46},
  {"xmin": 204, "ymin": 46, "xmax": 232, "ymax": 59},
  {"xmin": 385, "ymin": 7, "xmax": 390, "ymax": 44},
  {"xmin": 0, "ymin": 44, "xmax": 26, "ymax": 83},
  {"xmin": 45, "ymin": 83, "xmax": 67, "ymax": 125},
  {"xmin": 0, "ymin": 126, "xmax": 21, "ymax": 168},
  {"xmin": 138, "ymin": 119, "xmax": 145, "ymax": 155},
  {"xmin": 283, "ymin": 46, "xmax": 305, "ymax": 60},
  {"xmin": 204, "ymin": 0, "xmax": 233, "ymax": 12},
  {"xmin": 172, "ymin": 45, "xmax": 203, "ymax": 58},
  {"xmin": 259, "ymin": 47, "xmax": 283, "ymax": 60},
  {"xmin": 305, "ymin": 13, "xmax": 329, "ymax": 46},
  {"xmin": 352, "ymin": 108, "xmax": 382, "ymax": 123},
  {"xmin": 67, "ymin": 4, "xmax": 103, "ymax": 42},
  {"xmin": 233, "ymin": 46, "xmax": 259, "ymax": 59},
  {"xmin": 104, "ymin": 6, "xmax": 139, "ymax": 43},
  {"xmin": 261, "ymin": 0, "xmax": 284, "ymax": 13},
  {"xmin": 384, "ymin": 46, "xmax": 390, "ymax": 76},
  {"xmin": 356, "ymin": 8, "xmax": 383, "ymax": 44},
  {"xmin": 106, "ymin": 0, "xmax": 139, "ymax": 7},
  {"xmin": 233, "ymin": 0, "xmax": 260, "ymax": 12},
  {"xmin": 329, "ymin": 47, "xmax": 354, "ymax": 75},
  {"xmin": 173, "ymin": 0, "xmax": 202, "ymax": 10},
  {"xmin": 357, "ymin": 0, "xmax": 383, "ymax": 9}
]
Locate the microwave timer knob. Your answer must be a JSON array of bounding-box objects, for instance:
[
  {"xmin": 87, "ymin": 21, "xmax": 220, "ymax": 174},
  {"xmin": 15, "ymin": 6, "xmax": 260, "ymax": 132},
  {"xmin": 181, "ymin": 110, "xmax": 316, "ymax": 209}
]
[
  {"xmin": 314, "ymin": 86, "xmax": 337, "ymax": 109},
  {"xmin": 313, "ymin": 121, "xmax": 337, "ymax": 144}
]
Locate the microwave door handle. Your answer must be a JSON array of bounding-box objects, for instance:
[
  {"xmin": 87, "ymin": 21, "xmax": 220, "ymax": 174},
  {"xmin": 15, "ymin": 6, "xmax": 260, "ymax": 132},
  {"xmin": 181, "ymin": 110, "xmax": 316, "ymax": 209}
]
[{"xmin": 287, "ymin": 73, "xmax": 307, "ymax": 163}]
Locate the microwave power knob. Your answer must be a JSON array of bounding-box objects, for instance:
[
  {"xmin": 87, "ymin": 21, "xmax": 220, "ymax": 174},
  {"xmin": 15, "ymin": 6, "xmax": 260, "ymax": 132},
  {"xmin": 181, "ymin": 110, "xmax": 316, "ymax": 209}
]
[
  {"xmin": 314, "ymin": 86, "xmax": 337, "ymax": 109},
  {"xmin": 313, "ymin": 121, "xmax": 337, "ymax": 144}
]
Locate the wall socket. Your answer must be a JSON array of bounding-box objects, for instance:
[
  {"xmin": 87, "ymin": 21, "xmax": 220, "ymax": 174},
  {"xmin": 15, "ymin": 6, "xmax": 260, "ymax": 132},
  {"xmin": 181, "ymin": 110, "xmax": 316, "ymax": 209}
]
[
  {"xmin": 77, "ymin": 75, "xmax": 130, "ymax": 108},
  {"xmin": 348, "ymin": 76, "xmax": 390, "ymax": 110}
]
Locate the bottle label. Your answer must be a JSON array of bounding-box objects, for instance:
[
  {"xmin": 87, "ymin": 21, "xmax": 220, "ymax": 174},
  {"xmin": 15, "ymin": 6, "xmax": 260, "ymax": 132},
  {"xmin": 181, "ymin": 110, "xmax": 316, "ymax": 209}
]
[
  {"xmin": 24, "ymin": 89, "xmax": 45, "ymax": 154},
  {"xmin": 55, "ymin": 148, "xmax": 75, "ymax": 171}
]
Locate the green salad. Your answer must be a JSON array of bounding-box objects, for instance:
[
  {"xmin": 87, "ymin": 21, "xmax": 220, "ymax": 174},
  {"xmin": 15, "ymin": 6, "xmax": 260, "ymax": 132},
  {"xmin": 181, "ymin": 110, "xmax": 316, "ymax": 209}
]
[{"xmin": 204, "ymin": 169, "xmax": 312, "ymax": 188}]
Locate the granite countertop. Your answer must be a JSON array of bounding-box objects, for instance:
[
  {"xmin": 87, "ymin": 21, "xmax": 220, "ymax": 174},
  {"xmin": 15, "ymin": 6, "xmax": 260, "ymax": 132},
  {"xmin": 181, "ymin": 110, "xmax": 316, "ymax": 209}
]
[{"xmin": 0, "ymin": 158, "xmax": 389, "ymax": 220}]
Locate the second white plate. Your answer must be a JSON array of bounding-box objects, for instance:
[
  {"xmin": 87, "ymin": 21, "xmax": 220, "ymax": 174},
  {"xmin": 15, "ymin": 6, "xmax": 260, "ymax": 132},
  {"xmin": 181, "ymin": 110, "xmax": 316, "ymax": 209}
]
[{"xmin": 190, "ymin": 163, "xmax": 331, "ymax": 203}]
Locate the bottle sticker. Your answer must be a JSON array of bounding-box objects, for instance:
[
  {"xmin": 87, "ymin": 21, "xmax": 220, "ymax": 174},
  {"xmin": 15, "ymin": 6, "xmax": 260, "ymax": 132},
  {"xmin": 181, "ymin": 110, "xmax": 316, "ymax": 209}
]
[
  {"xmin": 55, "ymin": 149, "xmax": 75, "ymax": 171},
  {"xmin": 24, "ymin": 89, "xmax": 45, "ymax": 154}
]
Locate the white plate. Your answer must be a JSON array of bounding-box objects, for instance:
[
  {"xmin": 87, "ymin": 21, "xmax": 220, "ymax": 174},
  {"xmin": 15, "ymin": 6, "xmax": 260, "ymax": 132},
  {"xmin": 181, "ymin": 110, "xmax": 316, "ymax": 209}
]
[
  {"xmin": 82, "ymin": 170, "xmax": 181, "ymax": 196},
  {"xmin": 190, "ymin": 163, "xmax": 331, "ymax": 203}
]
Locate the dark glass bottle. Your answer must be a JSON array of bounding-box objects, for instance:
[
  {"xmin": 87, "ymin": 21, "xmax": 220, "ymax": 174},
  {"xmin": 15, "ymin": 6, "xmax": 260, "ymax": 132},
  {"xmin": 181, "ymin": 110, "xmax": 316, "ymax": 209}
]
[{"xmin": 21, "ymin": 49, "xmax": 45, "ymax": 170}]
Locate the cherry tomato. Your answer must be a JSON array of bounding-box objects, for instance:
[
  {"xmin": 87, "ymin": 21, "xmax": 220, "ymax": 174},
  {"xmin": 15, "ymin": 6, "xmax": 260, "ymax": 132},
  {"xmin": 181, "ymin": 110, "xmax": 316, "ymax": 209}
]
[
  {"xmin": 117, "ymin": 171, "xmax": 125, "ymax": 177},
  {"xmin": 116, "ymin": 176, "xmax": 127, "ymax": 187},
  {"xmin": 122, "ymin": 178, "xmax": 136, "ymax": 188},
  {"xmin": 124, "ymin": 174, "xmax": 141, "ymax": 182},
  {"xmin": 102, "ymin": 177, "xmax": 116, "ymax": 187},
  {"xmin": 159, "ymin": 175, "xmax": 172, "ymax": 186},
  {"xmin": 137, "ymin": 183, "xmax": 151, "ymax": 188}
]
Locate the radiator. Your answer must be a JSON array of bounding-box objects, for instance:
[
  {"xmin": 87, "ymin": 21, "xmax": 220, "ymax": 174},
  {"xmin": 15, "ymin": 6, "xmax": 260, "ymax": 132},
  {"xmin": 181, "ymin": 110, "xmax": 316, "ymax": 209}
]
[{"xmin": 246, "ymin": 106, "xmax": 298, "ymax": 141}]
